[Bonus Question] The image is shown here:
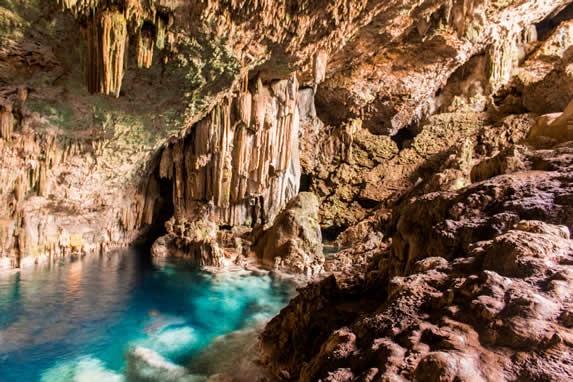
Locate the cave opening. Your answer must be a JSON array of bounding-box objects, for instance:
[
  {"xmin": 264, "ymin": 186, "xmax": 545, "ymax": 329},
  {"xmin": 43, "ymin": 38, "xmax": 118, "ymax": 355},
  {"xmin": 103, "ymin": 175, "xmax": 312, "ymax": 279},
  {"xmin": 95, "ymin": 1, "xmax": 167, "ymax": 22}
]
[
  {"xmin": 321, "ymin": 225, "xmax": 346, "ymax": 243},
  {"xmin": 132, "ymin": 171, "xmax": 174, "ymax": 257},
  {"xmin": 391, "ymin": 126, "xmax": 416, "ymax": 150},
  {"xmin": 299, "ymin": 172, "xmax": 312, "ymax": 192}
]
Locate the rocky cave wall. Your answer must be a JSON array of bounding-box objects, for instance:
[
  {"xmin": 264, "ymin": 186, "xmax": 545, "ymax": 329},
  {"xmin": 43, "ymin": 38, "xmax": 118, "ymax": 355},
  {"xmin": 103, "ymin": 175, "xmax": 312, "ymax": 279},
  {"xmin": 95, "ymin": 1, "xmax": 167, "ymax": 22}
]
[
  {"xmin": 2, "ymin": 0, "xmax": 573, "ymax": 381},
  {"xmin": 1, "ymin": 0, "xmax": 573, "ymax": 271},
  {"xmin": 144, "ymin": 75, "xmax": 301, "ymax": 229},
  {"xmin": 259, "ymin": 8, "xmax": 573, "ymax": 380}
]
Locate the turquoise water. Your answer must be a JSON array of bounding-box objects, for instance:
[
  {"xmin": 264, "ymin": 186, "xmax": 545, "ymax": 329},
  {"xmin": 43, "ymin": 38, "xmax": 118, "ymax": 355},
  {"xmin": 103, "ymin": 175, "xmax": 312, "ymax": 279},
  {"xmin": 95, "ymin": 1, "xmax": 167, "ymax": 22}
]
[{"xmin": 0, "ymin": 252, "xmax": 293, "ymax": 381}]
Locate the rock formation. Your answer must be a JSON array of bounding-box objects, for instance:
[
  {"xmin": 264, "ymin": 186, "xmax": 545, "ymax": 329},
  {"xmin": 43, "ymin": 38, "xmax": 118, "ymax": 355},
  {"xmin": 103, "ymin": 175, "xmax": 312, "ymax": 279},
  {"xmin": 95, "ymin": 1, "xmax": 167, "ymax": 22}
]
[
  {"xmin": 262, "ymin": 135, "xmax": 573, "ymax": 381},
  {"xmin": 145, "ymin": 75, "xmax": 301, "ymax": 229},
  {"xmin": 2, "ymin": 0, "xmax": 573, "ymax": 379},
  {"xmin": 151, "ymin": 215, "xmax": 225, "ymax": 268},
  {"xmin": 254, "ymin": 192, "xmax": 324, "ymax": 276}
]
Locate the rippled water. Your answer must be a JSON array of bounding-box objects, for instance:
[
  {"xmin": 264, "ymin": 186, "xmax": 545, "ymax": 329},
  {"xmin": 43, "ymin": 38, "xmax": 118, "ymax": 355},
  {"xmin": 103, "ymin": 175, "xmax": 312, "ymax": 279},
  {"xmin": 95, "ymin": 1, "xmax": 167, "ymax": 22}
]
[{"xmin": 0, "ymin": 252, "xmax": 294, "ymax": 381}]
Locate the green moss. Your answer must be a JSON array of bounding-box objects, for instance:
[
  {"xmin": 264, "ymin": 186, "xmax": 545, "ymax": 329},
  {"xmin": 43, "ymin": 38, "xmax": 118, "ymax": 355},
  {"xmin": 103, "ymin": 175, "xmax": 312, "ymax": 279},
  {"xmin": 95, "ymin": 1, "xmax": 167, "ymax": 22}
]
[
  {"xmin": 172, "ymin": 31, "xmax": 240, "ymax": 119},
  {"xmin": 27, "ymin": 101, "xmax": 78, "ymax": 131}
]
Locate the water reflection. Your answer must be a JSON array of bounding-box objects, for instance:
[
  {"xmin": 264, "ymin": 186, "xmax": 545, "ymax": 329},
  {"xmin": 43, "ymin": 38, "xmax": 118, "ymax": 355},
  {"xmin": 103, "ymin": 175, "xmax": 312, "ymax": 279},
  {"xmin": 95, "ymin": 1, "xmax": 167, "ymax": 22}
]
[{"xmin": 0, "ymin": 251, "xmax": 293, "ymax": 381}]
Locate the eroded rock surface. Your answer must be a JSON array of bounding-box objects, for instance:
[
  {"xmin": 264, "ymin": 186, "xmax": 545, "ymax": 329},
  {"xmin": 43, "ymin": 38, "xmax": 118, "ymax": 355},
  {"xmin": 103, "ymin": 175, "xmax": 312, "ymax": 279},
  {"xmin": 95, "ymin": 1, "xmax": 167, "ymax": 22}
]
[
  {"xmin": 262, "ymin": 138, "xmax": 573, "ymax": 381},
  {"xmin": 254, "ymin": 192, "xmax": 324, "ymax": 276},
  {"xmin": 2, "ymin": 0, "xmax": 571, "ymax": 268}
]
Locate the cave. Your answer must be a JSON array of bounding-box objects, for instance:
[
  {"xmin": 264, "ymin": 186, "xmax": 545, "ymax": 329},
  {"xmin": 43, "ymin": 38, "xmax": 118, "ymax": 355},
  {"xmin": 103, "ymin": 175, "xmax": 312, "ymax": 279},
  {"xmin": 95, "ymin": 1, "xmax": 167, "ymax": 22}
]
[{"xmin": 1, "ymin": 0, "xmax": 573, "ymax": 381}]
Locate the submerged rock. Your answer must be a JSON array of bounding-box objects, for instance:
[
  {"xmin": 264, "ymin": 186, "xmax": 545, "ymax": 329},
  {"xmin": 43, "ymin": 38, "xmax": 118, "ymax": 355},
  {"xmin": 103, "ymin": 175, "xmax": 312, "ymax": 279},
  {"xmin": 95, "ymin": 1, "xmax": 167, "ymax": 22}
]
[{"xmin": 126, "ymin": 347, "xmax": 204, "ymax": 382}]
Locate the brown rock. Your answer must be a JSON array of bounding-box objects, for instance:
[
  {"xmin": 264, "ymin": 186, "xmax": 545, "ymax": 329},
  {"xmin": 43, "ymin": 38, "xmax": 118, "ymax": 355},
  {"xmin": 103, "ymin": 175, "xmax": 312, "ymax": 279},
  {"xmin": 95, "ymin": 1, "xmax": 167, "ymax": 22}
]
[{"xmin": 254, "ymin": 192, "xmax": 324, "ymax": 276}]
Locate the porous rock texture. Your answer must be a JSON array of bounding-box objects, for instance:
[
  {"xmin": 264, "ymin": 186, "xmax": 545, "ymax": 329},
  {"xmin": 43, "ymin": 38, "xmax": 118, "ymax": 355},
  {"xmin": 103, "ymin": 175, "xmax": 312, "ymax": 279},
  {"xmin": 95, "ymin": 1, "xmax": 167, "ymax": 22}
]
[
  {"xmin": 2, "ymin": 0, "xmax": 572, "ymax": 270},
  {"xmin": 262, "ymin": 137, "xmax": 573, "ymax": 381}
]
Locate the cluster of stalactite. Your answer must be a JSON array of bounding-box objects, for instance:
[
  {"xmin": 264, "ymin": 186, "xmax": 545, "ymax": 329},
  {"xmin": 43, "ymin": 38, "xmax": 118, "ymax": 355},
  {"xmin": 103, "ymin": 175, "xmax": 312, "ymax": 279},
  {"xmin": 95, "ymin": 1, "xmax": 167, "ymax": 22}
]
[
  {"xmin": 446, "ymin": 0, "xmax": 486, "ymax": 39},
  {"xmin": 412, "ymin": 0, "xmax": 487, "ymax": 40},
  {"xmin": 489, "ymin": 25, "xmax": 539, "ymax": 91},
  {"xmin": 200, "ymin": 0, "xmax": 371, "ymax": 58},
  {"xmin": 59, "ymin": 0, "xmax": 174, "ymax": 96},
  {"xmin": 137, "ymin": 74, "xmax": 301, "ymax": 229},
  {"xmin": 136, "ymin": 23, "xmax": 155, "ymax": 68},
  {"xmin": 0, "ymin": 117, "xmax": 111, "ymax": 269},
  {"xmin": 83, "ymin": 8, "xmax": 128, "ymax": 97}
]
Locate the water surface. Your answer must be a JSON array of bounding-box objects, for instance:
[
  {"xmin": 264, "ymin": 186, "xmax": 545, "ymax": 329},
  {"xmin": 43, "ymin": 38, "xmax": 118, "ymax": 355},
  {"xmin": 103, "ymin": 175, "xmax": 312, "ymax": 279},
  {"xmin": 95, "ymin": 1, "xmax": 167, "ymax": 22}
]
[{"xmin": 0, "ymin": 252, "xmax": 293, "ymax": 381}]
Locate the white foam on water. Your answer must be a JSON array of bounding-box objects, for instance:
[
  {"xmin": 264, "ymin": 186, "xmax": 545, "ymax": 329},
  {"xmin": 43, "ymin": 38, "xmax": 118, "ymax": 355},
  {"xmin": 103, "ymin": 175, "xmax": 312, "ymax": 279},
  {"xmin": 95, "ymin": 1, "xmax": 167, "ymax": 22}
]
[
  {"xmin": 126, "ymin": 346, "xmax": 207, "ymax": 382},
  {"xmin": 40, "ymin": 356, "xmax": 124, "ymax": 382},
  {"xmin": 135, "ymin": 325, "xmax": 199, "ymax": 356}
]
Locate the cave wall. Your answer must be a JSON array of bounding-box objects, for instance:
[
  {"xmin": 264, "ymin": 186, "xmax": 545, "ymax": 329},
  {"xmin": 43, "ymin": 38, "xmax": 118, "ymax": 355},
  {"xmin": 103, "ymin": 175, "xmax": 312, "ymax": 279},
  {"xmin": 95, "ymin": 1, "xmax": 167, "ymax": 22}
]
[
  {"xmin": 2, "ymin": 0, "xmax": 573, "ymax": 269},
  {"xmin": 141, "ymin": 75, "xmax": 301, "ymax": 229}
]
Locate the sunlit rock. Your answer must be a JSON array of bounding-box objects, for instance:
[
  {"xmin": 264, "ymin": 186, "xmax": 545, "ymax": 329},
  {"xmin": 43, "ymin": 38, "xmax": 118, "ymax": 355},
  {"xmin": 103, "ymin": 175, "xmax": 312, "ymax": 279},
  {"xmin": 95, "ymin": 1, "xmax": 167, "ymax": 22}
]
[{"xmin": 254, "ymin": 192, "xmax": 324, "ymax": 276}]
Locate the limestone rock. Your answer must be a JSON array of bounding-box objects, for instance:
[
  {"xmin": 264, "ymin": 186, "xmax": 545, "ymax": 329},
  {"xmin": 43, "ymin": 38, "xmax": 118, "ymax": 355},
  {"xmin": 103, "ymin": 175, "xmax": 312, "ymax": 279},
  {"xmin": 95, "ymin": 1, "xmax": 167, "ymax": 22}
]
[
  {"xmin": 254, "ymin": 192, "xmax": 324, "ymax": 276},
  {"xmin": 151, "ymin": 216, "xmax": 224, "ymax": 268},
  {"xmin": 148, "ymin": 76, "xmax": 301, "ymax": 228},
  {"xmin": 262, "ymin": 141, "xmax": 573, "ymax": 381},
  {"xmin": 529, "ymin": 99, "xmax": 573, "ymax": 143}
]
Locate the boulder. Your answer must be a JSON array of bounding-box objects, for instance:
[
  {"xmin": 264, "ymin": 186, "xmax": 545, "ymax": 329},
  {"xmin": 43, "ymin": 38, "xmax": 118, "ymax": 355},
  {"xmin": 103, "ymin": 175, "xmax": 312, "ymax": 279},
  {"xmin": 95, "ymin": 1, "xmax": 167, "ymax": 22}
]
[
  {"xmin": 151, "ymin": 217, "xmax": 224, "ymax": 268},
  {"xmin": 254, "ymin": 192, "xmax": 324, "ymax": 276},
  {"xmin": 529, "ymin": 99, "xmax": 573, "ymax": 143}
]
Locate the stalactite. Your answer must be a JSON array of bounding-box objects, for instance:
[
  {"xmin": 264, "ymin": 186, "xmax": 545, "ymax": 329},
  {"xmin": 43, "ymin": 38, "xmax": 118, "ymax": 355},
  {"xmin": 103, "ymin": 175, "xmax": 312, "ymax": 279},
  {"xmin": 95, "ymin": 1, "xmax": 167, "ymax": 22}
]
[
  {"xmin": 489, "ymin": 28, "xmax": 521, "ymax": 91},
  {"xmin": 153, "ymin": 75, "xmax": 301, "ymax": 227},
  {"xmin": 313, "ymin": 50, "xmax": 328, "ymax": 85},
  {"xmin": 60, "ymin": 1, "xmax": 176, "ymax": 95},
  {"xmin": 83, "ymin": 9, "xmax": 128, "ymax": 97},
  {"xmin": 155, "ymin": 12, "xmax": 173, "ymax": 50},
  {"xmin": 0, "ymin": 104, "xmax": 14, "ymax": 142},
  {"xmin": 58, "ymin": 0, "xmax": 79, "ymax": 10},
  {"xmin": 37, "ymin": 160, "xmax": 48, "ymax": 196},
  {"xmin": 252, "ymin": 76, "xmax": 267, "ymax": 131},
  {"xmin": 236, "ymin": 74, "xmax": 252, "ymax": 128},
  {"xmin": 100, "ymin": 9, "xmax": 127, "ymax": 97},
  {"xmin": 136, "ymin": 26, "xmax": 154, "ymax": 69},
  {"xmin": 16, "ymin": 87, "xmax": 28, "ymax": 103}
]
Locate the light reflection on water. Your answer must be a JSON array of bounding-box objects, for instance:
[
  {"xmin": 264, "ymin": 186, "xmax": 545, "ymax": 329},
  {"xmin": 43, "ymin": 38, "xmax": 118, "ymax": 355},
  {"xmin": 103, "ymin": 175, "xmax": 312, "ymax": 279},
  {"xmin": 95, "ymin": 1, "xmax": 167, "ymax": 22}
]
[{"xmin": 0, "ymin": 251, "xmax": 294, "ymax": 381}]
